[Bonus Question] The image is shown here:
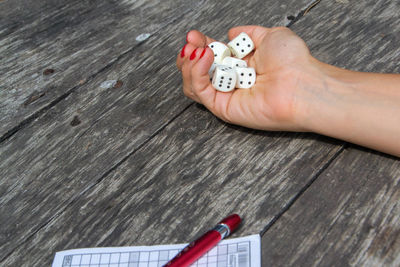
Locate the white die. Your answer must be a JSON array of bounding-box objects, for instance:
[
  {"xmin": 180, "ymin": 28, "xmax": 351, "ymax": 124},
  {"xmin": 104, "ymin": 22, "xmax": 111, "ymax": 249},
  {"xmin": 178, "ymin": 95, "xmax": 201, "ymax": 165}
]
[
  {"xmin": 208, "ymin": 62, "xmax": 218, "ymax": 81},
  {"xmin": 235, "ymin": 67, "xmax": 256, "ymax": 89},
  {"xmin": 212, "ymin": 65, "xmax": 236, "ymax": 92},
  {"xmin": 222, "ymin": 57, "xmax": 247, "ymax": 68},
  {"xmin": 228, "ymin": 32, "xmax": 254, "ymax": 59},
  {"xmin": 208, "ymin": 42, "xmax": 231, "ymax": 64}
]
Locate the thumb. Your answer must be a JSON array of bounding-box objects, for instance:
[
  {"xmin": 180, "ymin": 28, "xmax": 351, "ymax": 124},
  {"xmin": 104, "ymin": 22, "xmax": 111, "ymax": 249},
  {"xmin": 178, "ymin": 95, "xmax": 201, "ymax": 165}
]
[{"xmin": 228, "ymin": 25, "xmax": 270, "ymax": 49}]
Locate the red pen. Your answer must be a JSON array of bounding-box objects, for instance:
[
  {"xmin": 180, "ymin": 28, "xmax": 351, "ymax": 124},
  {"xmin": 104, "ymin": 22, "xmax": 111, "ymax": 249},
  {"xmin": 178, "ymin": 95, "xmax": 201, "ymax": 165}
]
[{"xmin": 164, "ymin": 214, "xmax": 241, "ymax": 267}]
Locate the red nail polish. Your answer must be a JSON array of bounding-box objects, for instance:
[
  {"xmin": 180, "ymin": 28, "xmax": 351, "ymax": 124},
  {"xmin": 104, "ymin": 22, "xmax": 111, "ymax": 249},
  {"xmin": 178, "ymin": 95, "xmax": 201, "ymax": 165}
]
[
  {"xmin": 180, "ymin": 44, "xmax": 187, "ymax": 58},
  {"xmin": 199, "ymin": 48, "xmax": 207, "ymax": 59},
  {"xmin": 190, "ymin": 48, "xmax": 197, "ymax": 60}
]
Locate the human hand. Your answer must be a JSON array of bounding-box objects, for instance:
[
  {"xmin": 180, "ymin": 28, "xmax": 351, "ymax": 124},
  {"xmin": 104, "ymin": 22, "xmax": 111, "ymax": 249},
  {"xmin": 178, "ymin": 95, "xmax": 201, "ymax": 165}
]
[
  {"xmin": 177, "ymin": 25, "xmax": 400, "ymax": 156},
  {"xmin": 176, "ymin": 25, "xmax": 316, "ymax": 131}
]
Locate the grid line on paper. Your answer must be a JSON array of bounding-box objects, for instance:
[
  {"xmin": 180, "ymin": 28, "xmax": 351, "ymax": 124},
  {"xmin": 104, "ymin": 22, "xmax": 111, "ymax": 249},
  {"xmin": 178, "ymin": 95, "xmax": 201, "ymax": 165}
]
[{"xmin": 61, "ymin": 241, "xmax": 251, "ymax": 267}]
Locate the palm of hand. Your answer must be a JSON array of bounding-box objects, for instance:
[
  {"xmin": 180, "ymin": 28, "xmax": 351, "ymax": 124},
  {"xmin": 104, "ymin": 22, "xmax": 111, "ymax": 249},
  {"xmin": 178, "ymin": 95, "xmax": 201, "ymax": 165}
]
[{"xmin": 225, "ymin": 27, "xmax": 312, "ymax": 131}]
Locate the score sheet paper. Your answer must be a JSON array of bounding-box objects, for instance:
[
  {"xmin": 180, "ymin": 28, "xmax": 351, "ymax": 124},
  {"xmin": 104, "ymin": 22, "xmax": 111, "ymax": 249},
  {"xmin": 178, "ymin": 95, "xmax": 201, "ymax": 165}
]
[{"xmin": 52, "ymin": 234, "xmax": 261, "ymax": 267}]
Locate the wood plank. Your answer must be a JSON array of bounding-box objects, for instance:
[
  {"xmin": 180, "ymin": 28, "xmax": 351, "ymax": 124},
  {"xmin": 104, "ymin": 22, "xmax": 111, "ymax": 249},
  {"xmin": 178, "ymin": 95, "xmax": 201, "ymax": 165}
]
[
  {"xmin": 291, "ymin": 0, "xmax": 400, "ymax": 72},
  {"xmin": 261, "ymin": 0, "xmax": 400, "ymax": 265},
  {"xmin": 0, "ymin": 0, "xmax": 311, "ymax": 140},
  {"xmin": 262, "ymin": 148, "xmax": 400, "ymax": 266},
  {"xmin": 2, "ymin": 105, "xmax": 342, "ymax": 266},
  {"xmin": 0, "ymin": 0, "xmax": 316, "ymax": 264},
  {"xmin": 0, "ymin": 24, "xmax": 191, "ymax": 262},
  {"xmin": 0, "ymin": 0, "xmax": 206, "ymax": 139}
]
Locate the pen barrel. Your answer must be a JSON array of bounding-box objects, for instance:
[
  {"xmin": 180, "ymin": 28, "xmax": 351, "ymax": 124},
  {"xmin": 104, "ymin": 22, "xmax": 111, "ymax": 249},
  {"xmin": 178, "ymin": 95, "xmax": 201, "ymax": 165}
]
[{"xmin": 165, "ymin": 230, "xmax": 221, "ymax": 267}]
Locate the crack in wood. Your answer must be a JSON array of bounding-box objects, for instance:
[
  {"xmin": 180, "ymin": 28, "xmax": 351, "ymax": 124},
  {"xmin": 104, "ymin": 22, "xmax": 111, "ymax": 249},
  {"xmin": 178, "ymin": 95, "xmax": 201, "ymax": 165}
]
[
  {"xmin": 0, "ymin": 0, "xmax": 316, "ymax": 145},
  {"xmin": 0, "ymin": 1, "xmax": 340, "ymax": 264},
  {"xmin": 0, "ymin": 6, "xmax": 202, "ymax": 260},
  {"xmin": 0, "ymin": 102, "xmax": 194, "ymax": 265},
  {"xmin": 259, "ymin": 144, "xmax": 347, "ymax": 237},
  {"xmin": 255, "ymin": 0, "xmax": 347, "ymax": 239},
  {"xmin": 286, "ymin": 0, "xmax": 322, "ymax": 27},
  {"xmin": 0, "ymin": 3, "xmax": 192, "ymax": 146}
]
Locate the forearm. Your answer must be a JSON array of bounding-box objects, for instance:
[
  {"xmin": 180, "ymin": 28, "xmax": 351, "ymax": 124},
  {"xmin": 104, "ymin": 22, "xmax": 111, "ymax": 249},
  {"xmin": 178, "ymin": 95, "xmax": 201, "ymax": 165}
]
[{"xmin": 298, "ymin": 59, "xmax": 400, "ymax": 157}]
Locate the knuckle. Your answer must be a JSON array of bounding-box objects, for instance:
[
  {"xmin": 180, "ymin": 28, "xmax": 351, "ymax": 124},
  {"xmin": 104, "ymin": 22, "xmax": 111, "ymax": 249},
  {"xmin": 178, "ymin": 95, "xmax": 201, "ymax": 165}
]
[
  {"xmin": 183, "ymin": 89, "xmax": 191, "ymax": 98},
  {"xmin": 183, "ymin": 87, "xmax": 196, "ymax": 99}
]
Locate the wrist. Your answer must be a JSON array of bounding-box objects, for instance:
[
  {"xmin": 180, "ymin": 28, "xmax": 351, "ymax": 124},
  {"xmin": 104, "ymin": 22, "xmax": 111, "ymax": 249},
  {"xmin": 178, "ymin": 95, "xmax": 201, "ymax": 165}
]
[
  {"xmin": 293, "ymin": 58, "xmax": 352, "ymax": 135},
  {"xmin": 295, "ymin": 61, "xmax": 400, "ymax": 157}
]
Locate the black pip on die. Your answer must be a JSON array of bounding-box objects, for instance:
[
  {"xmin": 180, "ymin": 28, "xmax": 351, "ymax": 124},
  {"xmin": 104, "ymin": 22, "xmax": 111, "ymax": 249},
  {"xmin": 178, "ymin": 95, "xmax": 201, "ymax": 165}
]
[
  {"xmin": 212, "ymin": 66, "xmax": 237, "ymax": 92},
  {"xmin": 235, "ymin": 67, "xmax": 256, "ymax": 89},
  {"xmin": 227, "ymin": 32, "xmax": 255, "ymax": 59},
  {"xmin": 208, "ymin": 42, "xmax": 231, "ymax": 64},
  {"xmin": 208, "ymin": 32, "xmax": 256, "ymax": 92}
]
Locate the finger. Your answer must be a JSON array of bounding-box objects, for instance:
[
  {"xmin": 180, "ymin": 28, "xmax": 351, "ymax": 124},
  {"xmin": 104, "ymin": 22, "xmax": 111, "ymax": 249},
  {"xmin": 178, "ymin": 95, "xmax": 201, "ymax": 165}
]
[
  {"xmin": 176, "ymin": 42, "xmax": 198, "ymax": 71},
  {"xmin": 228, "ymin": 25, "xmax": 270, "ymax": 49},
  {"xmin": 190, "ymin": 47, "xmax": 236, "ymax": 119},
  {"xmin": 186, "ymin": 30, "xmax": 216, "ymax": 47},
  {"xmin": 181, "ymin": 46, "xmax": 210, "ymax": 102},
  {"xmin": 178, "ymin": 30, "xmax": 219, "ymax": 70}
]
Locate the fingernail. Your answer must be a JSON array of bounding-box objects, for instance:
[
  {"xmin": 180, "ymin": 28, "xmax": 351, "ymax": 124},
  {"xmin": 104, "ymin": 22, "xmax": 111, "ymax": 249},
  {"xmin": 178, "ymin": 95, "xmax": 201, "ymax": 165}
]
[
  {"xmin": 190, "ymin": 48, "xmax": 198, "ymax": 60},
  {"xmin": 199, "ymin": 48, "xmax": 207, "ymax": 59},
  {"xmin": 180, "ymin": 44, "xmax": 187, "ymax": 58}
]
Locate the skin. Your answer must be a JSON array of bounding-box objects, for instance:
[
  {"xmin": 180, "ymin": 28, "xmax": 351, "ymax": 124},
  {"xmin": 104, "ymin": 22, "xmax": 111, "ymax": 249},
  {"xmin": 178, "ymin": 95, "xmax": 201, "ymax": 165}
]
[{"xmin": 176, "ymin": 25, "xmax": 400, "ymax": 157}]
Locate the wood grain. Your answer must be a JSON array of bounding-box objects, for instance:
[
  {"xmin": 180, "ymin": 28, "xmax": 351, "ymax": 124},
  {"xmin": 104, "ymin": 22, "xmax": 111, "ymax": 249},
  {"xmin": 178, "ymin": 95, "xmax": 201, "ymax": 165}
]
[
  {"xmin": 2, "ymin": 106, "xmax": 342, "ymax": 266},
  {"xmin": 0, "ymin": 0, "xmax": 318, "ymax": 265},
  {"xmin": 0, "ymin": 0, "xmax": 205, "ymax": 139},
  {"xmin": 262, "ymin": 148, "xmax": 400, "ymax": 266},
  {"xmin": 261, "ymin": 0, "xmax": 400, "ymax": 266},
  {"xmin": 291, "ymin": 0, "xmax": 400, "ymax": 73},
  {"xmin": 0, "ymin": 23, "xmax": 191, "ymax": 262},
  {"xmin": 0, "ymin": 0, "xmax": 312, "ymax": 140}
]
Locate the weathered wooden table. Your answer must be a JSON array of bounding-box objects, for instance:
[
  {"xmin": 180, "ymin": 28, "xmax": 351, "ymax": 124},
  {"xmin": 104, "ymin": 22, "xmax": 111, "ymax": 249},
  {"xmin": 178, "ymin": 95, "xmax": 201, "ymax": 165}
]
[{"xmin": 1, "ymin": 0, "xmax": 399, "ymax": 266}]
